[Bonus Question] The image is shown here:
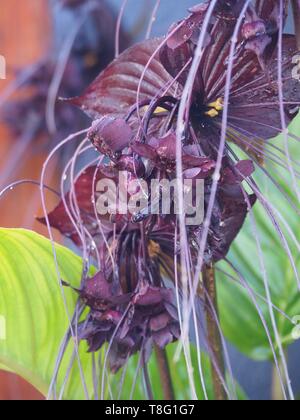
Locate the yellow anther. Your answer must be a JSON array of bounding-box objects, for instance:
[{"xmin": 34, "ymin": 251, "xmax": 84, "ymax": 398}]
[
  {"xmin": 154, "ymin": 106, "xmax": 168, "ymax": 114},
  {"xmin": 208, "ymin": 98, "xmax": 224, "ymax": 111},
  {"xmin": 141, "ymin": 105, "xmax": 168, "ymax": 115},
  {"xmin": 148, "ymin": 240, "xmax": 161, "ymax": 258},
  {"xmin": 205, "ymin": 97, "xmax": 223, "ymax": 118},
  {"xmin": 205, "ymin": 108, "xmax": 219, "ymax": 118}
]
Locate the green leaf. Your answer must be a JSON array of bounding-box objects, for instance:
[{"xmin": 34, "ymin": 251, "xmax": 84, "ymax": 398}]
[
  {"xmin": 217, "ymin": 114, "xmax": 300, "ymax": 360},
  {"xmin": 0, "ymin": 228, "xmax": 97, "ymax": 399},
  {"xmin": 0, "ymin": 228, "xmax": 246, "ymax": 400}
]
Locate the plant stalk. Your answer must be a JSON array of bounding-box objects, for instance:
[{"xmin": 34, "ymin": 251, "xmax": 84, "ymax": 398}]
[
  {"xmin": 271, "ymin": 351, "xmax": 288, "ymax": 401},
  {"xmin": 202, "ymin": 264, "xmax": 227, "ymax": 401},
  {"xmin": 292, "ymin": 0, "xmax": 300, "ymax": 49},
  {"xmin": 154, "ymin": 345, "xmax": 175, "ymax": 400},
  {"xmin": 143, "ymin": 364, "xmax": 154, "ymax": 400}
]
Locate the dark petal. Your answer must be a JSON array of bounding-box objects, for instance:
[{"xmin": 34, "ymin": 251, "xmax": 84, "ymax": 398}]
[
  {"xmin": 160, "ymin": 36, "xmax": 204, "ymax": 96},
  {"xmin": 203, "ymin": 22, "xmax": 263, "ymax": 101},
  {"xmin": 79, "ymin": 320, "xmax": 113, "ymax": 352},
  {"xmin": 153, "ymin": 328, "xmax": 174, "ymax": 348},
  {"xmin": 222, "ymin": 160, "xmax": 255, "ymax": 184},
  {"xmin": 255, "ymin": 0, "xmax": 289, "ymax": 21},
  {"xmin": 150, "ymin": 312, "xmax": 172, "ymax": 332},
  {"xmin": 182, "ymin": 155, "xmax": 215, "ymax": 173},
  {"xmin": 117, "ymin": 155, "xmax": 145, "ymax": 177},
  {"xmin": 87, "ymin": 332, "xmax": 108, "ymax": 353},
  {"xmin": 183, "ymin": 165, "xmax": 212, "ymax": 180},
  {"xmin": 81, "ymin": 271, "xmax": 112, "ymax": 307},
  {"xmin": 131, "ymin": 142, "xmax": 158, "ymax": 161},
  {"xmin": 133, "ymin": 284, "xmax": 164, "ymax": 306},
  {"xmin": 37, "ymin": 166, "xmax": 110, "ymax": 244},
  {"xmin": 102, "ymin": 310, "xmax": 123, "ymax": 324},
  {"xmin": 109, "ymin": 337, "xmax": 137, "ymax": 373},
  {"xmin": 156, "ymin": 131, "xmax": 177, "ymax": 160},
  {"xmin": 211, "ymin": 0, "xmax": 253, "ymax": 20},
  {"xmin": 78, "ymin": 321, "xmax": 99, "ymax": 340},
  {"xmin": 69, "ymin": 38, "xmax": 176, "ymax": 119},
  {"xmin": 235, "ymin": 160, "xmax": 255, "ymax": 180},
  {"xmin": 164, "ymin": 301, "xmax": 179, "ymax": 321},
  {"xmin": 89, "ymin": 316, "xmax": 114, "ymax": 332},
  {"xmin": 88, "ymin": 117, "xmax": 133, "ymax": 154},
  {"xmin": 167, "ymin": 4, "xmax": 209, "ymax": 50},
  {"xmin": 210, "ymin": 188, "xmax": 257, "ymax": 262},
  {"xmin": 170, "ymin": 324, "xmax": 181, "ymax": 340},
  {"xmin": 228, "ymin": 35, "xmax": 300, "ymax": 148},
  {"xmin": 161, "ymin": 1, "xmax": 287, "ymax": 103}
]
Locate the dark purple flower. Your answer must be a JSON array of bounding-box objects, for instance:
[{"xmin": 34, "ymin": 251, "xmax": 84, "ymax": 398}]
[
  {"xmin": 79, "ymin": 274, "xmax": 179, "ymax": 372},
  {"xmin": 39, "ymin": 0, "xmax": 300, "ymax": 371},
  {"xmin": 159, "ymin": 0, "xmax": 297, "ymax": 156}
]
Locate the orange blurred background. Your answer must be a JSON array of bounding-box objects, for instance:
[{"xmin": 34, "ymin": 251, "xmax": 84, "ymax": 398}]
[{"xmin": 0, "ymin": 0, "xmax": 56, "ymax": 400}]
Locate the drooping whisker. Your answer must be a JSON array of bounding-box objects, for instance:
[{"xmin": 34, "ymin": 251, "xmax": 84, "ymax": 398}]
[
  {"xmin": 230, "ymin": 74, "xmax": 295, "ymax": 99},
  {"xmin": 61, "ymin": 142, "xmax": 101, "ymax": 268},
  {"xmin": 115, "ymin": 0, "xmax": 129, "ymax": 58},
  {"xmin": 0, "ymin": 179, "xmax": 60, "ymax": 200},
  {"xmin": 227, "ymin": 121, "xmax": 300, "ymax": 174},
  {"xmin": 230, "ymin": 101, "xmax": 300, "ymax": 108},
  {"xmin": 47, "ymin": 302, "xmax": 86, "ymax": 400},
  {"xmin": 228, "ymin": 114, "xmax": 300, "ymax": 143},
  {"xmin": 222, "ymin": 259, "xmax": 290, "ymax": 401},
  {"xmin": 277, "ymin": 3, "xmax": 300, "ymax": 205},
  {"xmin": 216, "ymin": 266, "xmax": 294, "ymax": 323},
  {"xmin": 226, "ymin": 131, "xmax": 300, "ymax": 180},
  {"xmin": 46, "ymin": 9, "xmax": 92, "ymax": 135},
  {"xmin": 100, "ymin": 302, "xmax": 132, "ymax": 400},
  {"xmin": 190, "ymin": 1, "xmax": 253, "ymax": 297},
  {"xmin": 40, "ymin": 128, "xmax": 90, "ymax": 400},
  {"xmin": 241, "ymin": 180, "xmax": 294, "ymax": 400},
  {"xmin": 243, "ymin": 177, "xmax": 300, "ymax": 292},
  {"xmin": 145, "ymin": 0, "xmax": 161, "ymax": 40},
  {"xmin": 226, "ymin": 143, "xmax": 300, "ymax": 216}
]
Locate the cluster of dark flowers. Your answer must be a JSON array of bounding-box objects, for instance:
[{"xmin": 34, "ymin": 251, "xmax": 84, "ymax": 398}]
[
  {"xmin": 41, "ymin": 0, "xmax": 300, "ymax": 372},
  {"xmin": 1, "ymin": 0, "xmax": 129, "ymax": 150}
]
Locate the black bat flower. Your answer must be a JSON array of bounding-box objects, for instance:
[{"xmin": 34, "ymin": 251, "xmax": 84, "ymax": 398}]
[
  {"xmin": 40, "ymin": 0, "xmax": 300, "ymax": 371},
  {"xmin": 159, "ymin": 0, "xmax": 299, "ymax": 161}
]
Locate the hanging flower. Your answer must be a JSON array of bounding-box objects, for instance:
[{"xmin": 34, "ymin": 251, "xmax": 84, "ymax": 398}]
[
  {"xmin": 79, "ymin": 273, "xmax": 179, "ymax": 372},
  {"xmin": 40, "ymin": 0, "xmax": 300, "ymax": 371}
]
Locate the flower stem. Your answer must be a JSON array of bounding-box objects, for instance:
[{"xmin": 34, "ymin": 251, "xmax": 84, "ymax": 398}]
[
  {"xmin": 202, "ymin": 264, "xmax": 227, "ymax": 401},
  {"xmin": 154, "ymin": 345, "xmax": 175, "ymax": 400},
  {"xmin": 143, "ymin": 364, "xmax": 154, "ymax": 400},
  {"xmin": 292, "ymin": 0, "xmax": 300, "ymax": 49},
  {"xmin": 271, "ymin": 352, "xmax": 287, "ymax": 401}
]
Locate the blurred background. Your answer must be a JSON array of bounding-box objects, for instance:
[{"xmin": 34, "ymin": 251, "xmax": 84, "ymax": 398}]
[{"xmin": 0, "ymin": 0, "xmax": 299, "ymax": 400}]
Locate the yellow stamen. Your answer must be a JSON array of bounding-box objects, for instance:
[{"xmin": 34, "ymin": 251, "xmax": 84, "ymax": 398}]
[
  {"xmin": 148, "ymin": 240, "xmax": 161, "ymax": 258},
  {"xmin": 141, "ymin": 105, "xmax": 168, "ymax": 115},
  {"xmin": 205, "ymin": 97, "xmax": 224, "ymax": 118},
  {"xmin": 205, "ymin": 108, "xmax": 219, "ymax": 118},
  {"xmin": 154, "ymin": 106, "xmax": 168, "ymax": 114},
  {"xmin": 208, "ymin": 98, "xmax": 224, "ymax": 111}
]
